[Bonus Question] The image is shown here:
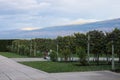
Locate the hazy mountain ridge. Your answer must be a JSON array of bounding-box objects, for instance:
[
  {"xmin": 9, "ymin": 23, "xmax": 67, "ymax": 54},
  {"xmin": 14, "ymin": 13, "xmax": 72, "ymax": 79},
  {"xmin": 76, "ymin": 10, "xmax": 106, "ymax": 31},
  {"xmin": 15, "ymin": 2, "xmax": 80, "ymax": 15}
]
[{"xmin": 0, "ymin": 18, "xmax": 120, "ymax": 39}]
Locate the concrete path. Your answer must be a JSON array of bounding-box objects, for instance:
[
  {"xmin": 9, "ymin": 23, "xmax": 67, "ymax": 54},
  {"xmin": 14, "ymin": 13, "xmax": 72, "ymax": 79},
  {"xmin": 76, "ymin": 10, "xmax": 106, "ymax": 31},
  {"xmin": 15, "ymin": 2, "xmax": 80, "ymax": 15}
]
[
  {"xmin": 11, "ymin": 58, "xmax": 48, "ymax": 62},
  {"xmin": 0, "ymin": 55, "xmax": 56, "ymax": 80},
  {"xmin": 0, "ymin": 55, "xmax": 120, "ymax": 80},
  {"xmin": 51, "ymin": 71, "xmax": 120, "ymax": 80}
]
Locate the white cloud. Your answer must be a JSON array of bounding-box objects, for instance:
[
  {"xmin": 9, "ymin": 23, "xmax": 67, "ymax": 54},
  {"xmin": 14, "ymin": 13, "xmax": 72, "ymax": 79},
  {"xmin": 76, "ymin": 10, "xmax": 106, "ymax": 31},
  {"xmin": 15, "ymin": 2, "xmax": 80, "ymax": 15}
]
[
  {"xmin": 71, "ymin": 19, "xmax": 99, "ymax": 25},
  {"xmin": 0, "ymin": 0, "xmax": 51, "ymax": 10},
  {"xmin": 47, "ymin": 18, "xmax": 99, "ymax": 26},
  {"xmin": 20, "ymin": 27, "xmax": 40, "ymax": 31},
  {"xmin": 0, "ymin": 0, "xmax": 120, "ymax": 31},
  {"xmin": 44, "ymin": 0, "xmax": 120, "ymax": 19}
]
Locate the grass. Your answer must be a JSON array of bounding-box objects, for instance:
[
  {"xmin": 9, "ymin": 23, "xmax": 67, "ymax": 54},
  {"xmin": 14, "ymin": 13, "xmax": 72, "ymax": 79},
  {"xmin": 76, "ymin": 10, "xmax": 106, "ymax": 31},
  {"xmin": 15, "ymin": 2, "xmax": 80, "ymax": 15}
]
[
  {"xmin": 0, "ymin": 52, "xmax": 28, "ymax": 58},
  {"xmin": 20, "ymin": 61, "xmax": 120, "ymax": 73}
]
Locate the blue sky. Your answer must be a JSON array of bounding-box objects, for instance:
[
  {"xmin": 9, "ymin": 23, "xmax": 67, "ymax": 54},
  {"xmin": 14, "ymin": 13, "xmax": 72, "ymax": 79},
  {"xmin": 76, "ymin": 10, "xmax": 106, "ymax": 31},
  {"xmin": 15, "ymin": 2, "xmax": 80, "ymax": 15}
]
[{"xmin": 0, "ymin": 0, "xmax": 120, "ymax": 31}]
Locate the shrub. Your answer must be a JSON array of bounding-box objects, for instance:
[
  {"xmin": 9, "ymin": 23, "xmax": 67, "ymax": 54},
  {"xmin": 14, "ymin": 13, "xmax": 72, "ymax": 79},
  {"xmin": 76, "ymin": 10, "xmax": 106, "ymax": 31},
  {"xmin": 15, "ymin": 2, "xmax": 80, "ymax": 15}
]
[
  {"xmin": 61, "ymin": 48, "xmax": 71, "ymax": 61},
  {"xmin": 49, "ymin": 50, "xmax": 58, "ymax": 62},
  {"xmin": 76, "ymin": 47, "xmax": 87, "ymax": 65}
]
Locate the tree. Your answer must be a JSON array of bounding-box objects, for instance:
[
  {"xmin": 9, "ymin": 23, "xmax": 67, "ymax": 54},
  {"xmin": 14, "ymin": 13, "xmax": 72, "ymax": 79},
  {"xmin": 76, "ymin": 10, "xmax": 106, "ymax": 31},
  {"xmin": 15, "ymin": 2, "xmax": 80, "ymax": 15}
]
[
  {"xmin": 61, "ymin": 48, "xmax": 70, "ymax": 61},
  {"xmin": 108, "ymin": 28, "xmax": 120, "ymax": 62},
  {"xmin": 56, "ymin": 36, "xmax": 74, "ymax": 61},
  {"xmin": 76, "ymin": 47, "xmax": 87, "ymax": 65},
  {"xmin": 0, "ymin": 40, "xmax": 13, "ymax": 52},
  {"xmin": 74, "ymin": 33, "xmax": 87, "ymax": 49},
  {"xmin": 87, "ymin": 30, "xmax": 105, "ymax": 65}
]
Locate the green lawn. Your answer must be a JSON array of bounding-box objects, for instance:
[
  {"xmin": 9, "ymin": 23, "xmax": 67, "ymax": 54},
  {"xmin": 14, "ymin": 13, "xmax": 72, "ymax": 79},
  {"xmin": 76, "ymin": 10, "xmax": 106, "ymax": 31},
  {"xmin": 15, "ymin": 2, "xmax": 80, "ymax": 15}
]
[
  {"xmin": 20, "ymin": 61, "xmax": 120, "ymax": 73},
  {"xmin": 0, "ymin": 52, "xmax": 28, "ymax": 58}
]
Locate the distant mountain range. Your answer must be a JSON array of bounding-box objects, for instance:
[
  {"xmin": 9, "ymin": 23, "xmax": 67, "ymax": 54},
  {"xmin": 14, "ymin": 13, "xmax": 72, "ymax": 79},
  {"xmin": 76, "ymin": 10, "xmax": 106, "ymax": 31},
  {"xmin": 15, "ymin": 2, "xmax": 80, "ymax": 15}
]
[{"xmin": 0, "ymin": 18, "xmax": 120, "ymax": 39}]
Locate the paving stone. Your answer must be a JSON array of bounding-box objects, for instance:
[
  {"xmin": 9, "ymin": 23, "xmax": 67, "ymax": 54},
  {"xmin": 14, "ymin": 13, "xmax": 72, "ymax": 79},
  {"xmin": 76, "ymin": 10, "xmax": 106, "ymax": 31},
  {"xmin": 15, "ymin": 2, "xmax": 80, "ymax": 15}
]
[
  {"xmin": 51, "ymin": 71, "xmax": 120, "ymax": 80},
  {"xmin": 0, "ymin": 55, "xmax": 120, "ymax": 80},
  {"xmin": 0, "ymin": 56, "xmax": 56, "ymax": 80}
]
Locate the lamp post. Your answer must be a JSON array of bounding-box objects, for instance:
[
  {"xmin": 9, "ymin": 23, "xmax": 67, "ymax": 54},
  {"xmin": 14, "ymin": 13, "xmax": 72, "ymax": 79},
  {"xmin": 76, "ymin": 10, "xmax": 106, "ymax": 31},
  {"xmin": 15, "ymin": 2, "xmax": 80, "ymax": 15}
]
[
  {"xmin": 112, "ymin": 40, "xmax": 115, "ymax": 70},
  {"xmin": 30, "ymin": 39, "xmax": 32, "ymax": 56},
  {"xmin": 56, "ymin": 39, "xmax": 59, "ymax": 61},
  {"xmin": 17, "ymin": 41, "xmax": 20, "ymax": 54},
  {"xmin": 87, "ymin": 34, "xmax": 90, "ymax": 64},
  {"xmin": 57, "ymin": 44, "xmax": 59, "ymax": 59},
  {"xmin": 57, "ymin": 44, "xmax": 58, "ymax": 54},
  {"xmin": 34, "ymin": 39, "xmax": 36, "ymax": 56}
]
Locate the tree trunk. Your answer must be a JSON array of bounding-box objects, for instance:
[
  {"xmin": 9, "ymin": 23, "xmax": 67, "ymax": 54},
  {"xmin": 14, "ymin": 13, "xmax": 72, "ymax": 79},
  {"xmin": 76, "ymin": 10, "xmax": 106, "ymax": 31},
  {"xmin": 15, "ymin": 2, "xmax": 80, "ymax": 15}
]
[
  {"xmin": 106, "ymin": 53, "xmax": 109, "ymax": 62},
  {"xmin": 64, "ymin": 56, "xmax": 68, "ymax": 61},
  {"xmin": 119, "ymin": 54, "xmax": 120, "ymax": 63},
  {"xmin": 97, "ymin": 53, "xmax": 99, "ymax": 65}
]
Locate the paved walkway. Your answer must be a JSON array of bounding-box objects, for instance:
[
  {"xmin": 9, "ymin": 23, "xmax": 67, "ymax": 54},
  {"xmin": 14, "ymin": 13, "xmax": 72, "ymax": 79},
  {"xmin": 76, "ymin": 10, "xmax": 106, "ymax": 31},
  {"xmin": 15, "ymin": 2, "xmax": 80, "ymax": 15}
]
[
  {"xmin": 0, "ymin": 55, "xmax": 56, "ymax": 80},
  {"xmin": 51, "ymin": 71, "xmax": 120, "ymax": 80},
  {"xmin": 11, "ymin": 58, "xmax": 48, "ymax": 62},
  {"xmin": 0, "ymin": 55, "xmax": 120, "ymax": 80}
]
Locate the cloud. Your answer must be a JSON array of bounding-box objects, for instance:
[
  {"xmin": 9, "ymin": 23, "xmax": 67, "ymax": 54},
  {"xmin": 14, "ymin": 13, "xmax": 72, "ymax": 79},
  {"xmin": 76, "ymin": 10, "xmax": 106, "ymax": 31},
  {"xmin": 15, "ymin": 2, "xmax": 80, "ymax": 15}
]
[
  {"xmin": 46, "ymin": 18, "xmax": 99, "ymax": 26},
  {"xmin": 20, "ymin": 27, "xmax": 40, "ymax": 31},
  {"xmin": 0, "ymin": 0, "xmax": 51, "ymax": 10},
  {"xmin": 69, "ymin": 19, "xmax": 99, "ymax": 25},
  {"xmin": 0, "ymin": 0, "xmax": 120, "ymax": 31},
  {"xmin": 45, "ymin": 0, "xmax": 120, "ymax": 19}
]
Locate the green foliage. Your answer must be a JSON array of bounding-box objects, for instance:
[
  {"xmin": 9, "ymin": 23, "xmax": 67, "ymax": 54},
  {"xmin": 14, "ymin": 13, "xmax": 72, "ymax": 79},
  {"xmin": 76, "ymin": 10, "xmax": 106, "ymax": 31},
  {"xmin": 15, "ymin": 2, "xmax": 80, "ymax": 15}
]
[
  {"xmin": 76, "ymin": 47, "xmax": 87, "ymax": 65},
  {"xmin": 61, "ymin": 48, "xmax": 71, "ymax": 61},
  {"xmin": 3, "ymin": 28, "xmax": 120, "ymax": 63},
  {"xmin": 0, "ymin": 40, "xmax": 13, "ymax": 52},
  {"xmin": 87, "ymin": 30, "xmax": 105, "ymax": 65},
  {"xmin": 74, "ymin": 33, "xmax": 87, "ymax": 48},
  {"xmin": 56, "ymin": 36, "xmax": 75, "ymax": 61},
  {"xmin": 87, "ymin": 30, "xmax": 105, "ymax": 54},
  {"xmin": 106, "ymin": 28, "xmax": 120, "ymax": 62},
  {"xmin": 20, "ymin": 61, "xmax": 120, "ymax": 73},
  {"xmin": 0, "ymin": 52, "xmax": 28, "ymax": 58},
  {"xmin": 50, "ymin": 50, "xmax": 58, "ymax": 61}
]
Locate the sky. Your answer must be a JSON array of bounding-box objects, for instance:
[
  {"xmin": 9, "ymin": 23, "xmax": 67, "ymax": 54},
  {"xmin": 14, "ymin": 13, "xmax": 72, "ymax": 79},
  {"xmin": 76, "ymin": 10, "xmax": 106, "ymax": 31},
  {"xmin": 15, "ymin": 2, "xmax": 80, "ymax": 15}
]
[{"xmin": 0, "ymin": 0, "xmax": 120, "ymax": 31}]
